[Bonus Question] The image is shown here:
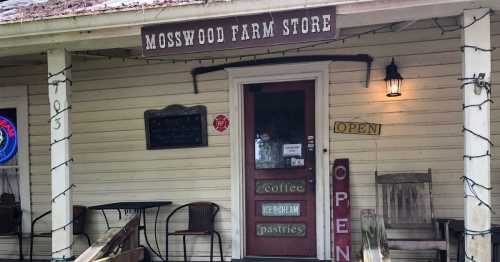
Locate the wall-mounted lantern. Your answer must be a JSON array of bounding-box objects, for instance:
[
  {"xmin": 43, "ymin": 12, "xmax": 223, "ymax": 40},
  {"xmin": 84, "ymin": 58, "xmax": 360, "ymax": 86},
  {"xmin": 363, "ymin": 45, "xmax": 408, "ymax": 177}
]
[{"xmin": 385, "ymin": 58, "xmax": 403, "ymax": 97}]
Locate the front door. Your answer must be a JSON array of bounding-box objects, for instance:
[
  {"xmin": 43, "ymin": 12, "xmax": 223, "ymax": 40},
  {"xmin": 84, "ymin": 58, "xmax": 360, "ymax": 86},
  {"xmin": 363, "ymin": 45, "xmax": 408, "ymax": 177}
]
[{"xmin": 244, "ymin": 80, "xmax": 316, "ymax": 257}]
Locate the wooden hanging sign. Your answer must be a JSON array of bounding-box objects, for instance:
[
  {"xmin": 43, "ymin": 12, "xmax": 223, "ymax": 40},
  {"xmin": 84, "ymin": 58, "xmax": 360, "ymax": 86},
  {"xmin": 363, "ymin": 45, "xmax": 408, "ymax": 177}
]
[
  {"xmin": 334, "ymin": 121, "xmax": 381, "ymax": 135},
  {"xmin": 141, "ymin": 6, "xmax": 336, "ymax": 57},
  {"xmin": 331, "ymin": 158, "xmax": 352, "ymax": 261}
]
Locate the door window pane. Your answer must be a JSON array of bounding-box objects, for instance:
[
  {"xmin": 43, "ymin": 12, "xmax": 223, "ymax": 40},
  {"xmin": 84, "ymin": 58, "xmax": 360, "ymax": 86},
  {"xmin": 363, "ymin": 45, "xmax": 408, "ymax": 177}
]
[{"xmin": 254, "ymin": 90, "xmax": 305, "ymax": 169}]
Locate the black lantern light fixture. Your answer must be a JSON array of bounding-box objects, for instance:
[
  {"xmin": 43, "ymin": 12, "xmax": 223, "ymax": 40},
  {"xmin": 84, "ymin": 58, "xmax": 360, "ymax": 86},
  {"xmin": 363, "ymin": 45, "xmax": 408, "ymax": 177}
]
[{"xmin": 384, "ymin": 58, "xmax": 403, "ymax": 97}]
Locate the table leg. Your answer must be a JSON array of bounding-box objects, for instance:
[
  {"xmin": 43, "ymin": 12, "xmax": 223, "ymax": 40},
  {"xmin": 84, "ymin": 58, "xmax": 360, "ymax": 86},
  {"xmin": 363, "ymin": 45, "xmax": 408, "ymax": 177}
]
[
  {"xmin": 141, "ymin": 208, "xmax": 164, "ymax": 261},
  {"xmin": 102, "ymin": 210, "xmax": 110, "ymax": 230}
]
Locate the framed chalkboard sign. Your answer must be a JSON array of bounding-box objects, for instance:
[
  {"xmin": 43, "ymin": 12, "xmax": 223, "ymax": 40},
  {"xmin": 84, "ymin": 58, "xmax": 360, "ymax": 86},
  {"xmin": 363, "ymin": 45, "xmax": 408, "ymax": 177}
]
[{"xmin": 144, "ymin": 104, "xmax": 208, "ymax": 149}]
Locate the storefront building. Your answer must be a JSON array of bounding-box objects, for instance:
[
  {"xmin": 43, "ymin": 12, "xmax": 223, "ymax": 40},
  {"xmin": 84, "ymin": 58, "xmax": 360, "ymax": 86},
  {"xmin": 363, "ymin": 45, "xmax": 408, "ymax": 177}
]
[{"xmin": 0, "ymin": 0, "xmax": 498, "ymax": 261}]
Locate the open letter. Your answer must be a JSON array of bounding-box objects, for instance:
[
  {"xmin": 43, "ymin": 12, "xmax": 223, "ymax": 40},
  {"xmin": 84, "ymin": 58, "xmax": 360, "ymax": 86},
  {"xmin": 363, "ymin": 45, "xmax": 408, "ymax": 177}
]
[
  {"xmin": 262, "ymin": 21, "xmax": 274, "ymax": 38},
  {"xmin": 183, "ymin": 30, "xmax": 195, "ymax": 46},
  {"xmin": 322, "ymin": 14, "xmax": 331, "ymax": 32},
  {"xmin": 145, "ymin": 34, "xmax": 156, "ymax": 50},
  {"xmin": 336, "ymin": 246, "xmax": 350, "ymax": 261},
  {"xmin": 336, "ymin": 218, "xmax": 349, "ymax": 234},
  {"xmin": 335, "ymin": 192, "xmax": 348, "ymax": 207}
]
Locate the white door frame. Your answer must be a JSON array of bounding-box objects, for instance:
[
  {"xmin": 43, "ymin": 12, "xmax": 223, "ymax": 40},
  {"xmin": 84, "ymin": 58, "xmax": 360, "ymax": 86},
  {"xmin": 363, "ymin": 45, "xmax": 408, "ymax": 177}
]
[
  {"xmin": 0, "ymin": 86, "xmax": 31, "ymax": 233},
  {"xmin": 227, "ymin": 62, "xmax": 331, "ymax": 260}
]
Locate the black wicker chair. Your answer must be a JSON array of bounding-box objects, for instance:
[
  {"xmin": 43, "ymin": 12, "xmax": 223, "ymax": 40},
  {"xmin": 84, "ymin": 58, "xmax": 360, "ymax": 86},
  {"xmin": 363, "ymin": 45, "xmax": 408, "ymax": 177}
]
[
  {"xmin": 165, "ymin": 202, "xmax": 223, "ymax": 261},
  {"xmin": 30, "ymin": 205, "xmax": 91, "ymax": 261},
  {"xmin": 0, "ymin": 201, "xmax": 23, "ymax": 260}
]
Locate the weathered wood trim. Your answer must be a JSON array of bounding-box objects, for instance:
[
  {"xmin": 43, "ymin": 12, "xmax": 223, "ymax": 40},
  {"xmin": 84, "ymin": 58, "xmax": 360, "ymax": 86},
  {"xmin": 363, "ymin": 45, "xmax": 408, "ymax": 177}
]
[
  {"xmin": 94, "ymin": 247, "xmax": 144, "ymax": 262},
  {"xmin": 375, "ymin": 171, "xmax": 431, "ymax": 184},
  {"xmin": 232, "ymin": 259, "xmax": 331, "ymax": 262},
  {"xmin": 387, "ymin": 240, "xmax": 447, "ymax": 250},
  {"xmin": 75, "ymin": 214, "xmax": 140, "ymax": 262}
]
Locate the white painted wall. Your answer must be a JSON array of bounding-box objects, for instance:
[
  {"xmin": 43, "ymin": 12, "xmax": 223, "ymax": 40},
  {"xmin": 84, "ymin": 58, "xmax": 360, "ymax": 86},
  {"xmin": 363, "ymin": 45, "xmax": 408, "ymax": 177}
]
[{"xmin": 0, "ymin": 15, "xmax": 498, "ymax": 261}]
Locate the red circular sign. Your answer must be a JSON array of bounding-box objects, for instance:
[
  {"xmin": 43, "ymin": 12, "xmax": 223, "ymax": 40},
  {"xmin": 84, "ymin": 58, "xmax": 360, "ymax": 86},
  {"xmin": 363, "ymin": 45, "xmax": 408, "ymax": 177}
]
[{"xmin": 213, "ymin": 115, "xmax": 229, "ymax": 132}]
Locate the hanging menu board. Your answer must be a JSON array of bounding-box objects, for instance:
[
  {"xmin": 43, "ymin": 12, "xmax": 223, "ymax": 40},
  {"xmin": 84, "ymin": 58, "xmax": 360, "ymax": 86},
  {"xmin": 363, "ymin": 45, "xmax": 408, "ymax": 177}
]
[{"xmin": 144, "ymin": 105, "xmax": 208, "ymax": 149}]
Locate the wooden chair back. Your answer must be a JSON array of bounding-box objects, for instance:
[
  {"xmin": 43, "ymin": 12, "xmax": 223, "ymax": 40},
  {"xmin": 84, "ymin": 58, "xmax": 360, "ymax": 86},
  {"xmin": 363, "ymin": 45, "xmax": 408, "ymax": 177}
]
[{"xmin": 375, "ymin": 168, "xmax": 434, "ymax": 229}]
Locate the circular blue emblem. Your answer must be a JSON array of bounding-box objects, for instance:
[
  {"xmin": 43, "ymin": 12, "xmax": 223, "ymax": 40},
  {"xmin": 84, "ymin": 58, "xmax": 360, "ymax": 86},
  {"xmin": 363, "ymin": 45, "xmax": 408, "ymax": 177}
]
[{"xmin": 0, "ymin": 116, "xmax": 17, "ymax": 164}]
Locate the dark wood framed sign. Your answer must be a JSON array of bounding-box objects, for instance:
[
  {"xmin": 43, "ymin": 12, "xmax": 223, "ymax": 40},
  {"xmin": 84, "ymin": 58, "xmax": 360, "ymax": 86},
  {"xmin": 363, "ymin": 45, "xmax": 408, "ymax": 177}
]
[
  {"xmin": 144, "ymin": 104, "xmax": 208, "ymax": 149},
  {"xmin": 142, "ymin": 6, "xmax": 336, "ymax": 57}
]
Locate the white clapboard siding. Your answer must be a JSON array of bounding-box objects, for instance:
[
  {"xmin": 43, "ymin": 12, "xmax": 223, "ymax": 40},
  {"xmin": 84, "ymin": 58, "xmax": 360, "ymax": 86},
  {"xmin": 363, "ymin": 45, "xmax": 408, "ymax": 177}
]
[
  {"xmin": 329, "ymin": 16, "xmax": 500, "ymax": 261},
  {"xmin": 0, "ymin": 15, "xmax": 499, "ymax": 261}
]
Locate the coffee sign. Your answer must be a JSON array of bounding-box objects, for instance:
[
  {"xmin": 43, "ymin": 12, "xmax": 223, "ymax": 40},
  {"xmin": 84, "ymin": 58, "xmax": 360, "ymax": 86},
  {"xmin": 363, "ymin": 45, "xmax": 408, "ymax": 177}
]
[
  {"xmin": 256, "ymin": 180, "xmax": 306, "ymax": 194},
  {"xmin": 142, "ymin": 6, "xmax": 336, "ymax": 57}
]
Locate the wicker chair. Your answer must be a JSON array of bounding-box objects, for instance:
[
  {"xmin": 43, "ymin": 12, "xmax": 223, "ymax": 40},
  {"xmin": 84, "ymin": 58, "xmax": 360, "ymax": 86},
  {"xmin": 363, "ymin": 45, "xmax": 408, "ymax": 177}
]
[
  {"xmin": 30, "ymin": 205, "xmax": 91, "ymax": 261},
  {"xmin": 165, "ymin": 202, "xmax": 223, "ymax": 261},
  {"xmin": 0, "ymin": 198, "xmax": 23, "ymax": 260}
]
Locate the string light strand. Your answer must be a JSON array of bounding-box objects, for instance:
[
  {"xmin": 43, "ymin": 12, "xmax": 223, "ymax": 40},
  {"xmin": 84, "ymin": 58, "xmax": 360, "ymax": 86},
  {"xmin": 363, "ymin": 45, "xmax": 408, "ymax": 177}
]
[
  {"xmin": 50, "ymin": 158, "xmax": 74, "ymax": 172},
  {"xmin": 462, "ymin": 127, "xmax": 494, "ymax": 146},
  {"xmin": 52, "ymin": 184, "xmax": 76, "ymax": 203},
  {"xmin": 48, "ymin": 64, "xmax": 76, "ymax": 259},
  {"xmin": 463, "ymin": 99, "xmax": 493, "ymax": 110},
  {"xmin": 48, "ymin": 65, "xmax": 72, "ymax": 79},
  {"xmin": 461, "ymin": 45, "xmax": 496, "ymax": 52},
  {"xmin": 433, "ymin": 9, "xmax": 493, "ymax": 34},
  {"xmin": 49, "ymin": 106, "xmax": 72, "ymax": 122}
]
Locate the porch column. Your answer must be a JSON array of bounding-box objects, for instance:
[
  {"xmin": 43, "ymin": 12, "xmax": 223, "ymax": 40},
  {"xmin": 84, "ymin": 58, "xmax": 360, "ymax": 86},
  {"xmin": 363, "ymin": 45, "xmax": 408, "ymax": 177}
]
[
  {"xmin": 462, "ymin": 8, "xmax": 492, "ymax": 261},
  {"xmin": 47, "ymin": 49, "xmax": 73, "ymax": 260}
]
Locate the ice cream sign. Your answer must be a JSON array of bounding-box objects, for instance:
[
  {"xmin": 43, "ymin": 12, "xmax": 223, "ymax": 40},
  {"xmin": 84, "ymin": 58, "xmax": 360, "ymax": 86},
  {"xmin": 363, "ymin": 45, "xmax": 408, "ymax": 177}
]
[{"xmin": 0, "ymin": 116, "xmax": 17, "ymax": 164}]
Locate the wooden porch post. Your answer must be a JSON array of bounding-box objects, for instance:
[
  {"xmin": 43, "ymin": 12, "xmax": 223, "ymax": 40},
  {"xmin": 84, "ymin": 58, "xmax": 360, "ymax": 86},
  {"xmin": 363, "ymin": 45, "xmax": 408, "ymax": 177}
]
[
  {"xmin": 462, "ymin": 8, "xmax": 492, "ymax": 262},
  {"xmin": 47, "ymin": 49, "xmax": 73, "ymax": 260}
]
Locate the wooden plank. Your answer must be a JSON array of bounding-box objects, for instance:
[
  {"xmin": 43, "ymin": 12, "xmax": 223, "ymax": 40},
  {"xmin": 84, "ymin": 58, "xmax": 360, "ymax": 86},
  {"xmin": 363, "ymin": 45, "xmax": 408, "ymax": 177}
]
[
  {"xmin": 94, "ymin": 247, "xmax": 144, "ymax": 262},
  {"xmin": 387, "ymin": 240, "xmax": 446, "ymax": 251},
  {"xmin": 75, "ymin": 214, "xmax": 140, "ymax": 262},
  {"xmin": 375, "ymin": 172, "xmax": 431, "ymax": 184}
]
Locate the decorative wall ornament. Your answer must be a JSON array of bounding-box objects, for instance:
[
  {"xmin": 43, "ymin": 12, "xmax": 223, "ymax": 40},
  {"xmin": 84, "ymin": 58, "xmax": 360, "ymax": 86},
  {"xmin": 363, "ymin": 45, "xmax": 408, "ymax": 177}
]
[{"xmin": 213, "ymin": 114, "xmax": 230, "ymax": 133}]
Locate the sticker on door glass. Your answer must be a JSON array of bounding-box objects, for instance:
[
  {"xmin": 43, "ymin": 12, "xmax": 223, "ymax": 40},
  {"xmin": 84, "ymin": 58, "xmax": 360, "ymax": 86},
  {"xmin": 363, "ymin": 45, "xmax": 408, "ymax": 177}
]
[
  {"xmin": 290, "ymin": 157, "xmax": 304, "ymax": 167},
  {"xmin": 261, "ymin": 203, "xmax": 301, "ymax": 217},
  {"xmin": 283, "ymin": 144, "xmax": 302, "ymax": 157},
  {"xmin": 256, "ymin": 223, "xmax": 306, "ymax": 237}
]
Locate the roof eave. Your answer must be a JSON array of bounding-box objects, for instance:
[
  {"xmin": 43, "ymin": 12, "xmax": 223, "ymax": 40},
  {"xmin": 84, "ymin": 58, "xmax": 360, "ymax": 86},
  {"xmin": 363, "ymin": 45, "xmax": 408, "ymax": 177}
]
[{"xmin": 0, "ymin": 0, "xmax": 368, "ymax": 39}]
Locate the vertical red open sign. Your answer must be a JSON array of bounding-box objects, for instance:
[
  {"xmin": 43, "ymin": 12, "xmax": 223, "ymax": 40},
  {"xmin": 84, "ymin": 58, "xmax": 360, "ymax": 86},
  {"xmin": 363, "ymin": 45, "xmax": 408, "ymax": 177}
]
[{"xmin": 331, "ymin": 158, "xmax": 351, "ymax": 261}]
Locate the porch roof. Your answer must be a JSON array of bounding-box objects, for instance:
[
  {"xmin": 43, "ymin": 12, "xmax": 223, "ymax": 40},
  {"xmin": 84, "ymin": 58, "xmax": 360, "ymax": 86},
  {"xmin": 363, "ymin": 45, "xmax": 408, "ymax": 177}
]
[
  {"xmin": 0, "ymin": 0, "xmax": 213, "ymax": 23},
  {"xmin": 0, "ymin": 0, "xmax": 498, "ymax": 58}
]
